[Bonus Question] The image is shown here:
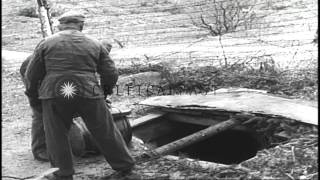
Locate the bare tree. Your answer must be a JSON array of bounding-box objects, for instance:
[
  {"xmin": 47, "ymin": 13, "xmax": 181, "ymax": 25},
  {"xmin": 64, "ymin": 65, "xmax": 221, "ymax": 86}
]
[{"xmin": 190, "ymin": 0, "xmax": 257, "ymax": 66}]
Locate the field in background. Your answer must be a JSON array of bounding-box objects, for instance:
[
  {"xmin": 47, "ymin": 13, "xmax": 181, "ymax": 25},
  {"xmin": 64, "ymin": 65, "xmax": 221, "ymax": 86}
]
[
  {"xmin": 2, "ymin": 0, "xmax": 318, "ymax": 70},
  {"xmin": 1, "ymin": 0, "xmax": 318, "ymax": 179},
  {"xmin": 3, "ymin": 0, "xmax": 317, "ymax": 100}
]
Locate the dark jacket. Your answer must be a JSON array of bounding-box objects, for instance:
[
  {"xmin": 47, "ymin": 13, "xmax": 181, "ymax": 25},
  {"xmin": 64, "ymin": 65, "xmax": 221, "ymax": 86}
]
[
  {"xmin": 25, "ymin": 29, "xmax": 118, "ymax": 99},
  {"xmin": 20, "ymin": 55, "xmax": 33, "ymax": 85},
  {"xmin": 20, "ymin": 55, "xmax": 43, "ymax": 107}
]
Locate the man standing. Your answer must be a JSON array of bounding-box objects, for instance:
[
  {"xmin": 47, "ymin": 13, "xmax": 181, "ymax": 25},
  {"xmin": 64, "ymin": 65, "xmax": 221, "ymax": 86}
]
[
  {"xmin": 20, "ymin": 55, "xmax": 49, "ymax": 162},
  {"xmin": 25, "ymin": 11, "xmax": 135, "ymax": 179},
  {"xmin": 20, "ymin": 42, "xmax": 113, "ymax": 162}
]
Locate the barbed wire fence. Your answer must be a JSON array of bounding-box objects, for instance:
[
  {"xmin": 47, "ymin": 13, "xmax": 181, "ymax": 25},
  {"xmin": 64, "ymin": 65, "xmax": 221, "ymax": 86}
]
[{"xmin": 2, "ymin": 0, "xmax": 318, "ymax": 73}]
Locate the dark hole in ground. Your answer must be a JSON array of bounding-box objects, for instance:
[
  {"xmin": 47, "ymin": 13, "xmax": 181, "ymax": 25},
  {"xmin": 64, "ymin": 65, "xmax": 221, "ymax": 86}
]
[
  {"xmin": 176, "ymin": 125, "xmax": 261, "ymax": 164},
  {"xmin": 133, "ymin": 117, "xmax": 268, "ymax": 165}
]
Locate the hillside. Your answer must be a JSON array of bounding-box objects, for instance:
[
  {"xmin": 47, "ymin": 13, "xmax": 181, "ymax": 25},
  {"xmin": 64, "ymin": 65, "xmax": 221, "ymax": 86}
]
[
  {"xmin": 1, "ymin": 0, "xmax": 318, "ymax": 179},
  {"xmin": 2, "ymin": 0, "xmax": 318, "ymax": 70}
]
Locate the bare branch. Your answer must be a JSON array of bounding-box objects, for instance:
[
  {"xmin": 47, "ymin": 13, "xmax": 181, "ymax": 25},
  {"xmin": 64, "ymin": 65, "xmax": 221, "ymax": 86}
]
[
  {"xmin": 220, "ymin": 4, "xmax": 229, "ymax": 32},
  {"xmin": 113, "ymin": 39, "xmax": 125, "ymax": 48},
  {"xmin": 200, "ymin": 15, "xmax": 219, "ymax": 36},
  {"xmin": 187, "ymin": 0, "xmax": 260, "ymax": 67},
  {"xmin": 211, "ymin": 0, "xmax": 222, "ymax": 34},
  {"xmin": 193, "ymin": 0, "xmax": 257, "ymax": 36}
]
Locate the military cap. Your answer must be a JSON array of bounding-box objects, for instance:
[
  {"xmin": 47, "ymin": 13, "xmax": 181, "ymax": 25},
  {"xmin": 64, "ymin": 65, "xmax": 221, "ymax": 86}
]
[{"xmin": 58, "ymin": 11, "xmax": 85, "ymax": 23}]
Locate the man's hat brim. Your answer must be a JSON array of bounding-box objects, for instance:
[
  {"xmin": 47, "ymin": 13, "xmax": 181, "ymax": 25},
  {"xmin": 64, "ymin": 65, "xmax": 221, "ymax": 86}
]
[{"xmin": 58, "ymin": 11, "xmax": 85, "ymax": 23}]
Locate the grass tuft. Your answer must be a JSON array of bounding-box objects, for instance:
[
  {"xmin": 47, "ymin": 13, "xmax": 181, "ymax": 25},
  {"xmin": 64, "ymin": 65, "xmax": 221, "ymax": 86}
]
[{"xmin": 18, "ymin": 7, "xmax": 38, "ymax": 18}]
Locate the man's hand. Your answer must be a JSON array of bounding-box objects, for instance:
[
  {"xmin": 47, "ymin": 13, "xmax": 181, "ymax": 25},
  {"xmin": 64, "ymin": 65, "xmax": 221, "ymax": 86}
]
[
  {"xmin": 103, "ymin": 86, "xmax": 113, "ymax": 97},
  {"xmin": 105, "ymin": 98, "xmax": 112, "ymax": 109},
  {"xmin": 28, "ymin": 97, "xmax": 42, "ymax": 108},
  {"xmin": 105, "ymin": 98, "xmax": 112, "ymax": 104}
]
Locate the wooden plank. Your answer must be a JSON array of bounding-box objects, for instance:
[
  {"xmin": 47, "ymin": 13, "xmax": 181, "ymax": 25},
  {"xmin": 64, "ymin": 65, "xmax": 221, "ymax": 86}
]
[
  {"xmin": 164, "ymin": 155, "xmax": 251, "ymax": 172},
  {"xmin": 110, "ymin": 106, "xmax": 131, "ymax": 117},
  {"xmin": 31, "ymin": 168, "xmax": 59, "ymax": 180},
  {"xmin": 140, "ymin": 88, "xmax": 318, "ymax": 125},
  {"xmin": 157, "ymin": 106, "xmax": 233, "ymax": 117},
  {"xmin": 167, "ymin": 113, "xmax": 221, "ymax": 126},
  {"xmin": 130, "ymin": 111, "xmax": 166, "ymax": 128}
]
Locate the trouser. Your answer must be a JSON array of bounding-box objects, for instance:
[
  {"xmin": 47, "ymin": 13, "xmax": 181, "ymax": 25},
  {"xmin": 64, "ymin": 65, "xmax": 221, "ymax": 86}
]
[
  {"xmin": 42, "ymin": 97, "xmax": 135, "ymax": 176},
  {"xmin": 29, "ymin": 101, "xmax": 47, "ymax": 157}
]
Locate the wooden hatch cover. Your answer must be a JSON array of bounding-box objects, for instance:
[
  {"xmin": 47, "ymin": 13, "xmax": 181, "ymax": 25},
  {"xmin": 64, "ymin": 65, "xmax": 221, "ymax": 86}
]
[{"xmin": 140, "ymin": 88, "xmax": 318, "ymax": 126}]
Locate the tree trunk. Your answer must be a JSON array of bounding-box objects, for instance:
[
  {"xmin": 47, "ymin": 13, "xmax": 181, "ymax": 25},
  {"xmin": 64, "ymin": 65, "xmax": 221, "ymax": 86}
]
[{"xmin": 36, "ymin": 0, "xmax": 53, "ymax": 37}]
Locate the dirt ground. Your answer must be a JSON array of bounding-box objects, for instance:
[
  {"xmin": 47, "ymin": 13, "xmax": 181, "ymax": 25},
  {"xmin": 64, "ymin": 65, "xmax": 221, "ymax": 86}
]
[
  {"xmin": 2, "ymin": 0, "xmax": 318, "ymax": 179},
  {"xmin": 2, "ymin": 69, "xmax": 318, "ymax": 179}
]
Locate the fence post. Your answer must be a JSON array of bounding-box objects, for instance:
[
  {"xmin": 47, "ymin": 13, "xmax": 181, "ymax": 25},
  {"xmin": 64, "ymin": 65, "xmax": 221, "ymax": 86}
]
[{"xmin": 36, "ymin": 0, "xmax": 53, "ymax": 37}]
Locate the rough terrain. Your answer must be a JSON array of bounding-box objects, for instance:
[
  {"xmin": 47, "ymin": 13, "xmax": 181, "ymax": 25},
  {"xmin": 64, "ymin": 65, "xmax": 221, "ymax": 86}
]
[{"xmin": 2, "ymin": 0, "xmax": 318, "ymax": 179}]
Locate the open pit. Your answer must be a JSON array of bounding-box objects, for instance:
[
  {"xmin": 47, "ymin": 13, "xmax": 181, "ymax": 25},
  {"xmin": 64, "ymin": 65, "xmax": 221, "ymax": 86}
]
[{"xmin": 132, "ymin": 113, "xmax": 288, "ymax": 165}]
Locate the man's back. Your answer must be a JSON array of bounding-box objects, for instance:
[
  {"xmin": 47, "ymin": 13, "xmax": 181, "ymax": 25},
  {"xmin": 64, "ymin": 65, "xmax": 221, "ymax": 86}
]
[
  {"xmin": 42, "ymin": 30, "xmax": 101, "ymax": 73},
  {"xmin": 27, "ymin": 29, "xmax": 118, "ymax": 100},
  {"xmin": 23, "ymin": 11, "xmax": 135, "ymax": 179}
]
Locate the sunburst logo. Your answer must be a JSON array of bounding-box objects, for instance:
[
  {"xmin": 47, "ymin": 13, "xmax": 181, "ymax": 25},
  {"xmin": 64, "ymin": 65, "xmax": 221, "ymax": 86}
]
[{"xmin": 59, "ymin": 81, "xmax": 78, "ymax": 99}]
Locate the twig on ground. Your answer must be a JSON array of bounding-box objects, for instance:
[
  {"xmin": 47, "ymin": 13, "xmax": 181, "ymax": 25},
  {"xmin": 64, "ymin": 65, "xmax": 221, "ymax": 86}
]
[
  {"xmin": 284, "ymin": 173, "xmax": 295, "ymax": 180},
  {"xmin": 2, "ymin": 175, "xmax": 35, "ymax": 180},
  {"xmin": 2, "ymin": 176, "xmax": 24, "ymax": 180},
  {"xmin": 303, "ymin": 172, "xmax": 318, "ymax": 179},
  {"xmin": 291, "ymin": 146, "xmax": 296, "ymax": 163}
]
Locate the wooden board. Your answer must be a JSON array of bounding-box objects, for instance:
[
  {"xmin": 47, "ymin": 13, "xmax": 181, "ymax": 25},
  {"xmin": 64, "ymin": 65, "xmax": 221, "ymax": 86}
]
[
  {"xmin": 140, "ymin": 88, "xmax": 318, "ymax": 125},
  {"xmin": 31, "ymin": 168, "xmax": 59, "ymax": 180},
  {"xmin": 110, "ymin": 106, "xmax": 131, "ymax": 117},
  {"xmin": 130, "ymin": 111, "xmax": 166, "ymax": 127},
  {"xmin": 167, "ymin": 113, "xmax": 221, "ymax": 126}
]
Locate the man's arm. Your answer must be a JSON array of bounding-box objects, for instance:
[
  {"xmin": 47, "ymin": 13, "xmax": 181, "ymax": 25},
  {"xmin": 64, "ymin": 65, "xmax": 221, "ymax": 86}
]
[
  {"xmin": 20, "ymin": 55, "xmax": 33, "ymax": 86},
  {"xmin": 20, "ymin": 55, "xmax": 32, "ymax": 78},
  {"xmin": 101, "ymin": 40, "xmax": 112, "ymax": 54},
  {"xmin": 97, "ymin": 45, "xmax": 118, "ymax": 96},
  {"xmin": 25, "ymin": 41, "xmax": 46, "ymax": 100}
]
